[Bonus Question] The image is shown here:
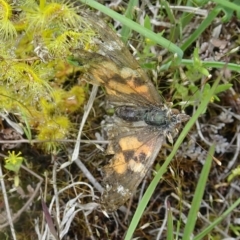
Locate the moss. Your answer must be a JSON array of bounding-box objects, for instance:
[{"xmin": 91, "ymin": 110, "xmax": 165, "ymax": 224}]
[{"xmin": 0, "ymin": 0, "xmax": 96, "ymax": 152}]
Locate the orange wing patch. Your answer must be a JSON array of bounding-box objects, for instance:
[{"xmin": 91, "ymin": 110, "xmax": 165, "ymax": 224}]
[
  {"xmin": 108, "ymin": 152, "xmax": 128, "ymax": 174},
  {"xmin": 119, "ymin": 136, "xmax": 145, "ymax": 151},
  {"xmin": 107, "ymin": 136, "xmax": 152, "ymax": 175},
  {"xmin": 73, "ymin": 50, "xmax": 162, "ymax": 105},
  {"xmin": 88, "ymin": 60, "xmax": 161, "ymax": 104}
]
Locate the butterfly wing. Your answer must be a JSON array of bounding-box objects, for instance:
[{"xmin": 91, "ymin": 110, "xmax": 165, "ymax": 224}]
[
  {"xmin": 101, "ymin": 119, "xmax": 164, "ymax": 212},
  {"xmin": 73, "ymin": 11, "xmax": 162, "ymax": 106}
]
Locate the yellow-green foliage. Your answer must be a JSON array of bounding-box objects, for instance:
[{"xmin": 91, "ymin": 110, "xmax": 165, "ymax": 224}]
[
  {"xmin": 0, "ymin": 0, "xmax": 95, "ymax": 152},
  {"xmin": 4, "ymin": 151, "xmax": 24, "ymax": 173},
  {"xmin": 37, "ymin": 115, "xmax": 71, "ymax": 152},
  {"xmin": 0, "ymin": 0, "xmax": 17, "ymax": 39},
  {"xmin": 53, "ymin": 86, "xmax": 85, "ymax": 113},
  {"xmin": 4, "ymin": 151, "xmax": 24, "ymax": 186}
]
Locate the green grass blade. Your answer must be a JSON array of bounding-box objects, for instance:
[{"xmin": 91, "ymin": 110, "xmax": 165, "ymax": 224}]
[
  {"xmin": 180, "ymin": 6, "xmax": 221, "ymax": 51},
  {"xmin": 179, "ymin": 0, "xmax": 195, "ymax": 29},
  {"xmin": 167, "ymin": 201, "xmax": 174, "ymax": 240},
  {"xmin": 194, "ymin": 197, "xmax": 240, "ymax": 240},
  {"xmin": 162, "ymin": 0, "xmax": 175, "ymax": 24},
  {"xmin": 182, "ymin": 59, "xmax": 240, "ymax": 72},
  {"xmin": 120, "ymin": 0, "xmax": 139, "ymax": 43},
  {"xmin": 182, "ymin": 144, "xmax": 215, "ymax": 239},
  {"xmin": 212, "ymin": 0, "xmax": 240, "ymax": 11}
]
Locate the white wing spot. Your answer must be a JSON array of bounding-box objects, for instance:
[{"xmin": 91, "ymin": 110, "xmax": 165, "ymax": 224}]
[
  {"xmin": 117, "ymin": 185, "xmax": 129, "ymax": 196},
  {"xmin": 128, "ymin": 159, "xmax": 145, "ymax": 174}
]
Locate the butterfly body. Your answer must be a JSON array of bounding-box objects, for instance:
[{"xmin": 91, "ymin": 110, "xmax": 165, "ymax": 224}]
[{"xmin": 116, "ymin": 105, "xmax": 181, "ymax": 128}]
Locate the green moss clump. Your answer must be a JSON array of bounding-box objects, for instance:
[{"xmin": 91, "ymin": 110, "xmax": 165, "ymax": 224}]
[{"xmin": 0, "ymin": 0, "xmax": 95, "ymax": 152}]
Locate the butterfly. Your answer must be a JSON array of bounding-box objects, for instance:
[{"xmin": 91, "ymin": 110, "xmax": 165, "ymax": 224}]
[{"xmin": 72, "ymin": 11, "xmax": 190, "ymax": 212}]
